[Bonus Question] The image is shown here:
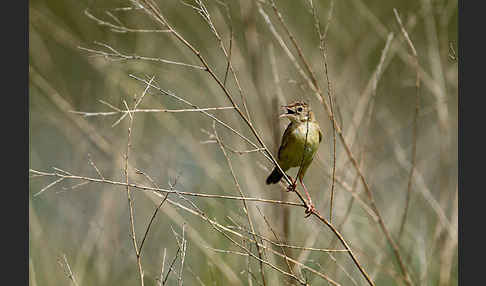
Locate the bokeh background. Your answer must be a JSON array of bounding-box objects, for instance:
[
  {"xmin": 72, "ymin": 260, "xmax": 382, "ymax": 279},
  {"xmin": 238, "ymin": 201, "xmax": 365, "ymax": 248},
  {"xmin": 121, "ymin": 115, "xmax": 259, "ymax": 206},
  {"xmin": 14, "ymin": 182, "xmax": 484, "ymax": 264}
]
[{"xmin": 29, "ymin": 0, "xmax": 458, "ymax": 285}]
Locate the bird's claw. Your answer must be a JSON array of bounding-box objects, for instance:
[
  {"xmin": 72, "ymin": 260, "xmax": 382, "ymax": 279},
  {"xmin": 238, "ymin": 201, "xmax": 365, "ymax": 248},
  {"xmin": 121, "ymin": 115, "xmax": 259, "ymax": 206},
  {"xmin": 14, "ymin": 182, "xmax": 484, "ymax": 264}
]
[
  {"xmin": 287, "ymin": 182, "xmax": 297, "ymax": 192},
  {"xmin": 304, "ymin": 203, "xmax": 316, "ymax": 218}
]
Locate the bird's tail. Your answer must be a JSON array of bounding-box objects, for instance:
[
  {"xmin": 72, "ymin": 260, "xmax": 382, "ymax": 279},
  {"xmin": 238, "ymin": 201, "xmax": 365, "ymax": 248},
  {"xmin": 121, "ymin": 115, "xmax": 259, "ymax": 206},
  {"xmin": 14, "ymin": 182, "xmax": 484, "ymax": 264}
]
[{"xmin": 266, "ymin": 167, "xmax": 283, "ymax": 184}]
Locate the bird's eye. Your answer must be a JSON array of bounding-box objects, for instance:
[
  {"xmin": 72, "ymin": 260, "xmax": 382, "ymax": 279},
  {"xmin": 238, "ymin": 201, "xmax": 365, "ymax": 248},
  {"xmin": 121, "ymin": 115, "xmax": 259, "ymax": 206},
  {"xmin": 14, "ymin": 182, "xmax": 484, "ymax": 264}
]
[{"xmin": 297, "ymin": 107, "xmax": 303, "ymax": 112}]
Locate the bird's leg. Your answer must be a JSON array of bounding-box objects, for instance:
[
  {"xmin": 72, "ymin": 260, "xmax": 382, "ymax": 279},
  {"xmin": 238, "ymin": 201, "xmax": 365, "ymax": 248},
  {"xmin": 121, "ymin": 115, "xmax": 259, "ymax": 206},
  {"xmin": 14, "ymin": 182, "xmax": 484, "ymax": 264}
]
[{"xmin": 300, "ymin": 178, "xmax": 316, "ymax": 217}]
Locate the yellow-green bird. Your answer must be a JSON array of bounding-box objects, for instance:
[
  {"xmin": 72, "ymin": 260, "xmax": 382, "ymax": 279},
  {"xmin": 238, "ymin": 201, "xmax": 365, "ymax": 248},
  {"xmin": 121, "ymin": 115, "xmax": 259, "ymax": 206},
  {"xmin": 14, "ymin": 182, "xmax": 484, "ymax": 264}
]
[{"xmin": 266, "ymin": 101, "xmax": 322, "ymax": 214}]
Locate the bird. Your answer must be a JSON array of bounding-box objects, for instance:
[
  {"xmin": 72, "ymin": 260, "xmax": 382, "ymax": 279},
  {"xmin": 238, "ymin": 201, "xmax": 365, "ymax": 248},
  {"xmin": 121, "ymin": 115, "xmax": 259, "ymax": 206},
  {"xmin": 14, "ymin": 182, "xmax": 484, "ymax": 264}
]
[{"xmin": 266, "ymin": 101, "xmax": 322, "ymax": 215}]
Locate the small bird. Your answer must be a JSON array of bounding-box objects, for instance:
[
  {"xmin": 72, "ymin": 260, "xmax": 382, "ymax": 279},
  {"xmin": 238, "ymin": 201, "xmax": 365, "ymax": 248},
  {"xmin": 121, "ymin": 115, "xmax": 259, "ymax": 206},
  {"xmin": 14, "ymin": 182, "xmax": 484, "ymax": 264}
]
[{"xmin": 266, "ymin": 101, "xmax": 322, "ymax": 215}]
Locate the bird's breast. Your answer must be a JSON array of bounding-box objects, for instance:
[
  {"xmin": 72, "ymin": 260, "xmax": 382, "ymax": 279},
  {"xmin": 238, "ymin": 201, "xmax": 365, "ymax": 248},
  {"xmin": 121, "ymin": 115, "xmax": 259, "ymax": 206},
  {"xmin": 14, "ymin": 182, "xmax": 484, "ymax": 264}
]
[{"xmin": 280, "ymin": 122, "xmax": 321, "ymax": 168}]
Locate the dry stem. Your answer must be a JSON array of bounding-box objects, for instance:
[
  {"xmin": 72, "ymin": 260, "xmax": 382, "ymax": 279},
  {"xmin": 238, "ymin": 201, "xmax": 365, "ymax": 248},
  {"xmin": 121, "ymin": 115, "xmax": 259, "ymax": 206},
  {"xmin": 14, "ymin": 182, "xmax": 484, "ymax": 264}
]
[{"xmin": 394, "ymin": 8, "xmax": 421, "ymax": 242}]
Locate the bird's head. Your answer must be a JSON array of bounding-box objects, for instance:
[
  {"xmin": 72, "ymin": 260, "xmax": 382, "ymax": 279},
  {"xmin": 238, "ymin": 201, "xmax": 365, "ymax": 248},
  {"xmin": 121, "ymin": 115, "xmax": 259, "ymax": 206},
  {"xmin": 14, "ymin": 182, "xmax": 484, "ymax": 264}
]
[{"xmin": 280, "ymin": 101, "xmax": 313, "ymax": 123}]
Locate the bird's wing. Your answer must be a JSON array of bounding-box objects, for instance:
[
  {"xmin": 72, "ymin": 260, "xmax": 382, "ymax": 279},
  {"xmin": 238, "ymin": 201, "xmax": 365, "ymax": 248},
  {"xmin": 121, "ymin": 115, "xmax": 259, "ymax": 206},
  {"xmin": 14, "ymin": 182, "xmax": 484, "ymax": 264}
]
[{"xmin": 277, "ymin": 122, "xmax": 295, "ymax": 160}]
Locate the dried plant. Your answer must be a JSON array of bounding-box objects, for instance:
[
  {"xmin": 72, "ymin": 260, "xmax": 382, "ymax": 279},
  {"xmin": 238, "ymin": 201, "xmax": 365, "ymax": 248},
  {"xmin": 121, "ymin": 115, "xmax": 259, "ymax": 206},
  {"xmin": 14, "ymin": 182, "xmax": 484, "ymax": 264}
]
[{"xmin": 29, "ymin": 0, "xmax": 458, "ymax": 285}]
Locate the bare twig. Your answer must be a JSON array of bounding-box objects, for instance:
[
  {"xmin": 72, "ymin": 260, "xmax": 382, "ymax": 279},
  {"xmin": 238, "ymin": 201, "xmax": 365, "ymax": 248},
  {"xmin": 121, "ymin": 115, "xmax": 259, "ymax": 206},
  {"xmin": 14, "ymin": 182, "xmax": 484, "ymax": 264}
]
[
  {"xmin": 163, "ymin": 247, "xmax": 181, "ymax": 285},
  {"xmin": 70, "ymin": 106, "xmax": 236, "ymax": 117},
  {"xmin": 309, "ymin": 0, "xmax": 337, "ymax": 223},
  {"xmin": 257, "ymin": 4, "xmax": 315, "ymax": 97},
  {"xmin": 394, "ymin": 8, "xmax": 421, "ymax": 243},
  {"xmin": 33, "ymin": 177, "xmax": 64, "ymax": 197},
  {"xmin": 87, "ymin": 153, "xmax": 105, "ymax": 180},
  {"xmin": 124, "ymin": 107, "xmax": 144, "ymax": 285},
  {"xmin": 59, "ymin": 181, "xmax": 90, "ymax": 193},
  {"xmin": 206, "ymin": 246, "xmax": 248, "ymax": 257},
  {"xmin": 190, "ymin": 0, "xmax": 251, "ymax": 120},
  {"xmin": 311, "ymin": 209, "xmax": 375, "ymax": 286},
  {"xmin": 201, "ymin": 139, "xmax": 266, "ymax": 155},
  {"xmin": 29, "ymin": 169, "xmax": 303, "ymax": 207},
  {"xmin": 57, "ymin": 254, "xmax": 79, "ymax": 286},
  {"xmin": 78, "ymin": 42, "xmax": 206, "ymax": 70},
  {"xmin": 220, "ymin": 2, "xmax": 234, "ymax": 86},
  {"xmin": 364, "ymin": 31, "xmax": 394, "ymax": 147},
  {"xmin": 123, "ymin": 77, "xmax": 155, "ymax": 286},
  {"xmin": 179, "ymin": 200, "xmax": 326, "ymax": 285},
  {"xmin": 183, "ymin": 202, "xmax": 339, "ymax": 285},
  {"xmin": 213, "ymin": 122, "xmax": 267, "ymax": 286},
  {"xmin": 179, "ymin": 224, "xmax": 187, "ymax": 286},
  {"xmin": 157, "ymin": 249, "xmax": 167, "ymax": 286},
  {"xmin": 269, "ymin": 0, "xmax": 320, "ymax": 90},
  {"xmin": 137, "ymin": 176, "xmax": 173, "ymax": 254},
  {"xmin": 84, "ymin": 8, "xmax": 170, "ymax": 33},
  {"xmin": 128, "ymin": 74, "xmax": 271, "ymax": 162},
  {"xmin": 114, "ymin": 75, "xmax": 153, "ymax": 127},
  {"xmin": 257, "ymin": 207, "xmax": 297, "ymax": 278},
  {"xmin": 226, "ymin": 217, "xmax": 347, "ymax": 254}
]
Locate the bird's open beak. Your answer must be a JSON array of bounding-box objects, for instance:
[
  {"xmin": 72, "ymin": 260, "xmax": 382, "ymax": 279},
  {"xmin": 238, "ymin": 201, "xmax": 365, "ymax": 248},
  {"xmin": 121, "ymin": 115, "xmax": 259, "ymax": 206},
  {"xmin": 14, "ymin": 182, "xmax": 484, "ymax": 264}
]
[{"xmin": 279, "ymin": 107, "xmax": 294, "ymax": 118}]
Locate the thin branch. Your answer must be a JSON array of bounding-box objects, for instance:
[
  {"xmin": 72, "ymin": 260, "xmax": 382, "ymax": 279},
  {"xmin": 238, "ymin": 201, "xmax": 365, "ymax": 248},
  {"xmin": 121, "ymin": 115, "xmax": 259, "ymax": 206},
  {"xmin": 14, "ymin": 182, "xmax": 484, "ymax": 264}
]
[
  {"xmin": 158, "ymin": 249, "xmax": 167, "ymax": 286},
  {"xmin": 78, "ymin": 42, "xmax": 206, "ymax": 70},
  {"xmin": 104, "ymin": 169, "xmax": 340, "ymax": 285},
  {"xmin": 213, "ymin": 122, "xmax": 267, "ymax": 286},
  {"xmin": 70, "ymin": 106, "xmax": 236, "ymax": 117},
  {"xmin": 123, "ymin": 77, "xmax": 155, "ymax": 286},
  {"xmin": 230, "ymin": 224, "xmax": 348, "ymax": 254},
  {"xmin": 178, "ymin": 199, "xmax": 338, "ymax": 285},
  {"xmin": 311, "ymin": 209, "xmax": 375, "ymax": 285},
  {"xmin": 124, "ymin": 103, "xmax": 144, "ymax": 286},
  {"xmin": 113, "ymin": 75, "xmax": 153, "ymax": 127},
  {"xmin": 167, "ymin": 178, "xmax": 309, "ymax": 285},
  {"xmin": 364, "ymin": 31, "xmax": 394, "ymax": 141},
  {"xmin": 188, "ymin": 0, "xmax": 251, "ymax": 120},
  {"xmin": 177, "ymin": 200, "xmax": 314, "ymax": 285},
  {"xmin": 394, "ymin": 8, "xmax": 421, "ymax": 243},
  {"xmin": 29, "ymin": 169, "xmax": 303, "ymax": 207},
  {"xmin": 33, "ymin": 177, "xmax": 64, "ymax": 197},
  {"xmin": 52, "ymin": 167, "xmax": 73, "ymax": 176},
  {"xmin": 257, "ymin": 4, "xmax": 315, "ymax": 95},
  {"xmin": 205, "ymin": 246, "xmax": 249, "ymax": 256},
  {"xmin": 84, "ymin": 8, "xmax": 171, "ymax": 33},
  {"xmin": 135, "ymin": 169, "xmax": 325, "ymax": 285},
  {"xmin": 257, "ymin": 207, "xmax": 297, "ymax": 278},
  {"xmin": 59, "ymin": 181, "xmax": 90, "ymax": 193},
  {"xmin": 87, "ymin": 153, "xmax": 105, "ymax": 180},
  {"xmin": 269, "ymin": 0, "xmax": 320, "ymax": 90},
  {"xmin": 163, "ymin": 247, "xmax": 181, "ymax": 285},
  {"xmin": 321, "ymin": 0, "xmax": 334, "ymax": 41},
  {"xmin": 57, "ymin": 254, "xmax": 79, "ymax": 286},
  {"xmin": 222, "ymin": 8, "xmax": 233, "ymax": 86},
  {"xmin": 128, "ymin": 74, "xmax": 271, "ymax": 162},
  {"xmin": 226, "ymin": 216, "xmax": 348, "ymax": 254},
  {"xmin": 178, "ymin": 223, "xmax": 187, "ymax": 286},
  {"xmin": 326, "ymin": 254, "xmax": 359, "ymax": 286},
  {"xmin": 309, "ymin": 0, "xmax": 337, "ymax": 223},
  {"xmin": 138, "ymin": 183, "xmax": 171, "ymax": 254}
]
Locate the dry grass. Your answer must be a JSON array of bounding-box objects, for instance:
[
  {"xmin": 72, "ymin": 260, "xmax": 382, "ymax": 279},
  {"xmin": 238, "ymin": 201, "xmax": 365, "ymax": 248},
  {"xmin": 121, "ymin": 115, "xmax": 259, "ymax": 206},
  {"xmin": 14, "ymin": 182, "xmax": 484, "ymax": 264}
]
[{"xmin": 29, "ymin": 0, "xmax": 457, "ymax": 285}]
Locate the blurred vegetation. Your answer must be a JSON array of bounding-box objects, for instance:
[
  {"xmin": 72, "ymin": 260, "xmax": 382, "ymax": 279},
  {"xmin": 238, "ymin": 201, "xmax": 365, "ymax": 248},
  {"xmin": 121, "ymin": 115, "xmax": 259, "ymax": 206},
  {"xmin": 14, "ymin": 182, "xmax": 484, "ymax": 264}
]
[{"xmin": 29, "ymin": 0, "xmax": 457, "ymax": 285}]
